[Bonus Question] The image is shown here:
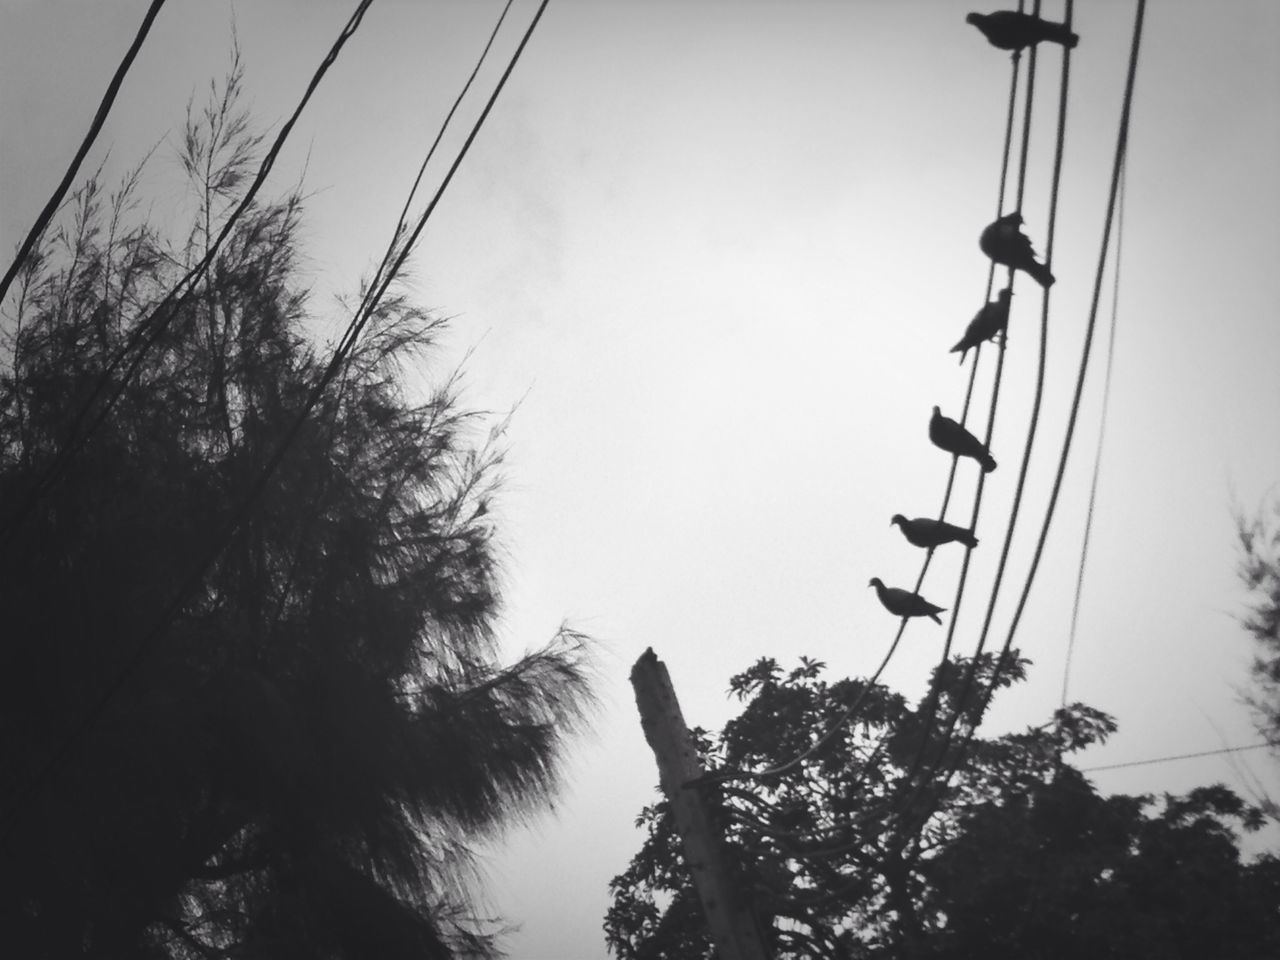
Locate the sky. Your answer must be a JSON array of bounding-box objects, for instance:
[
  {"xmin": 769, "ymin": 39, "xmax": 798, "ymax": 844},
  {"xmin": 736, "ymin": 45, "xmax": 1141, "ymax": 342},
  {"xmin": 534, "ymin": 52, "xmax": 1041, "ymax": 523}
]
[{"xmin": 3, "ymin": 1, "xmax": 1280, "ymax": 957}]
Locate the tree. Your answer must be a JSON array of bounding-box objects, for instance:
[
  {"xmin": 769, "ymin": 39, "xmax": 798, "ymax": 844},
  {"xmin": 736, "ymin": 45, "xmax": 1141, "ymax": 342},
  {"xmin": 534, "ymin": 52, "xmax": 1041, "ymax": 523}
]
[
  {"xmin": 0, "ymin": 63, "xmax": 593, "ymax": 959},
  {"xmin": 1237, "ymin": 495, "xmax": 1280, "ymax": 751},
  {"xmin": 606, "ymin": 654, "xmax": 1280, "ymax": 959}
]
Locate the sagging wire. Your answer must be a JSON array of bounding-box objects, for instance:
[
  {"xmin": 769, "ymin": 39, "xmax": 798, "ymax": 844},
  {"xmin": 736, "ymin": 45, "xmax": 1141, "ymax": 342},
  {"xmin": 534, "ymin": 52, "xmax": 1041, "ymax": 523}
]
[
  {"xmin": 694, "ymin": 16, "xmax": 1026, "ymax": 790},
  {"xmin": 900, "ymin": 0, "xmax": 1045, "ymax": 790},
  {"xmin": 891, "ymin": 0, "xmax": 1079, "ymax": 843},
  {"xmin": 0, "ymin": 0, "xmax": 168, "ymax": 308},
  {"xmin": 931, "ymin": 0, "xmax": 1145, "ymax": 811},
  {"xmin": 1061, "ymin": 160, "xmax": 1126, "ymax": 708},
  {"xmin": 265, "ymin": 0, "xmax": 518, "ymax": 632}
]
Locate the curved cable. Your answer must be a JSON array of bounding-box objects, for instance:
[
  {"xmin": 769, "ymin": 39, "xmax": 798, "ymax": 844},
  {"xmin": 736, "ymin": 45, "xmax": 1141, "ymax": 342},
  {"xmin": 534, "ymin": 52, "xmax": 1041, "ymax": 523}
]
[
  {"xmin": 1081, "ymin": 741, "xmax": 1279, "ymax": 774},
  {"xmin": 361, "ymin": 0, "xmax": 516, "ymax": 314},
  {"xmin": 0, "ymin": 0, "xmax": 168, "ymax": 309},
  {"xmin": 697, "ymin": 23, "xmax": 1025, "ymax": 789},
  {"xmin": 1062, "ymin": 161, "xmax": 1125, "ymax": 707},
  {"xmin": 936, "ymin": 0, "xmax": 1145, "ymax": 802},
  {"xmin": 918, "ymin": 0, "xmax": 1060, "ymax": 755},
  {"xmin": 265, "ymin": 0, "xmax": 516, "ymax": 634},
  {"xmin": 900, "ymin": 0, "xmax": 1044, "ymax": 789}
]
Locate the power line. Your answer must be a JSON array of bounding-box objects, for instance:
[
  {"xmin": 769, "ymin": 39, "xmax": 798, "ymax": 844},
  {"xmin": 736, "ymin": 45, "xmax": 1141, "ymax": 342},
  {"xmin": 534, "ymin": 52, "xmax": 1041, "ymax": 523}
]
[
  {"xmin": 1081, "ymin": 742, "xmax": 1279, "ymax": 773},
  {"xmin": 983, "ymin": 0, "xmax": 1145, "ymax": 725},
  {"xmin": 1062, "ymin": 159, "xmax": 1126, "ymax": 707},
  {"xmin": 265, "ymin": 0, "xmax": 517, "ymax": 633},
  {"xmin": 901, "ymin": 16, "xmax": 1042, "ymax": 789},
  {"xmin": 915, "ymin": 0, "xmax": 1073, "ymax": 795},
  {"xmin": 935, "ymin": 0, "xmax": 1145, "ymax": 802},
  {"xmin": 0, "ymin": 0, "xmax": 168, "ymax": 309},
  {"xmin": 698, "ymin": 31, "xmax": 1027, "ymax": 789},
  {"xmin": 361, "ymin": 0, "xmax": 516, "ymax": 314}
]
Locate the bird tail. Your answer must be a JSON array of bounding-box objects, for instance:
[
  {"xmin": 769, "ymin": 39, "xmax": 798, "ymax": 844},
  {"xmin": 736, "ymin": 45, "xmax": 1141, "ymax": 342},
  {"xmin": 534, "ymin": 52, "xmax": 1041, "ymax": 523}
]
[
  {"xmin": 1049, "ymin": 23, "xmax": 1080, "ymax": 49},
  {"xmin": 1028, "ymin": 260, "xmax": 1055, "ymax": 288},
  {"xmin": 981, "ymin": 453, "xmax": 997, "ymax": 473},
  {"xmin": 929, "ymin": 611, "xmax": 944, "ymax": 625},
  {"xmin": 950, "ymin": 340, "xmax": 970, "ymax": 364}
]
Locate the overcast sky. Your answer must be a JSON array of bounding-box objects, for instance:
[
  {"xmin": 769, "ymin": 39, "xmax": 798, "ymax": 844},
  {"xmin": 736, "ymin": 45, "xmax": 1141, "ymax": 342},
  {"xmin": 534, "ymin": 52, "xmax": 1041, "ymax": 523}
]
[{"xmin": 3, "ymin": 1, "xmax": 1280, "ymax": 958}]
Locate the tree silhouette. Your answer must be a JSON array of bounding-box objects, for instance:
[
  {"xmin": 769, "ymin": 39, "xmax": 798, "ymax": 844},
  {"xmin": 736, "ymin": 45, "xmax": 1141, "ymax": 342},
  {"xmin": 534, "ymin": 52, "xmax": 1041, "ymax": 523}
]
[
  {"xmin": 1238, "ymin": 496, "xmax": 1280, "ymax": 755},
  {"xmin": 0, "ymin": 65, "xmax": 593, "ymax": 959},
  {"xmin": 606, "ymin": 655, "xmax": 1280, "ymax": 959}
]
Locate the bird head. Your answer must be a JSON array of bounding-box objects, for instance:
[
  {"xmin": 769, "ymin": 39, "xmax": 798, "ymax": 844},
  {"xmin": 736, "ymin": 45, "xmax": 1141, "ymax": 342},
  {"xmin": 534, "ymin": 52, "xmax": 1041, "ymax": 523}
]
[
  {"xmin": 965, "ymin": 12, "xmax": 985, "ymax": 26},
  {"xmin": 868, "ymin": 577, "xmax": 883, "ymax": 589},
  {"xmin": 890, "ymin": 514, "xmax": 905, "ymax": 528},
  {"xmin": 931, "ymin": 405, "xmax": 942, "ymax": 418}
]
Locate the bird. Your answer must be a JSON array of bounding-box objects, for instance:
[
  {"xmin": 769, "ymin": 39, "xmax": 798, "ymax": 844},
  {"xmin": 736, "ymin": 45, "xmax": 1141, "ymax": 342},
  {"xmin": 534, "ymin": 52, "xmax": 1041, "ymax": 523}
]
[
  {"xmin": 980, "ymin": 212, "xmax": 1054, "ymax": 288},
  {"xmin": 929, "ymin": 405, "xmax": 997, "ymax": 473},
  {"xmin": 966, "ymin": 11, "xmax": 1079, "ymax": 51},
  {"xmin": 951, "ymin": 287, "xmax": 1012, "ymax": 364},
  {"xmin": 891, "ymin": 514, "xmax": 978, "ymax": 550},
  {"xmin": 868, "ymin": 578, "xmax": 946, "ymax": 624}
]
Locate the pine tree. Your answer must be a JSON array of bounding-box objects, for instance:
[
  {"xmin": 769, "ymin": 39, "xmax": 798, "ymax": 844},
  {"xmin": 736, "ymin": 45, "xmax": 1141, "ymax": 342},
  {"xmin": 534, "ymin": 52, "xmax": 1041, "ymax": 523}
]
[{"xmin": 0, "ymin": 62, "xmax": 593, "ymax": 959}]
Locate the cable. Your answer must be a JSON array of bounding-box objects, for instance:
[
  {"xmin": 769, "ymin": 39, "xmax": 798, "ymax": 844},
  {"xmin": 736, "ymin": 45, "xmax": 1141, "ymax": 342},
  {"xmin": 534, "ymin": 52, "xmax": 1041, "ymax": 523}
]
[
  {"xmin": 0, "ymin": 0, "xmax": 373, "ymax": 551},
  {"xmin": 361, "ymin": 0, "xmax": 515, "ymax": 313},
  {"xmin": 980, "ymin": 0, "xmax": 1144, "ymax": 732},
  {"xmin": 0, "ymin": 0, "xmax": 168, "ymax": 309},
  {"xmin": 1012, "ymin": 1, "xmax": 1039, "ymax": 216},
  {"xmin": 0, "ymin": 0, "xmax": 550, "ymax": 838},
  {"xmin": 264, "ymin": 0, "xmax": 516, "ymax": 633},
  {"xmin": 696, "ymin": 21, "xmax": 1027, "ymax": 790},
  {"xmin": 895, "ymin": 0, "xmax": 1075, "ymax": 830},
  {"xmin": 1081, "ymin": 742, "xmax": 1279, "ymax": 774},
  {"xmin": 936, "ymin": 0, "xmax": 1145, "ymax": 800},
  {"xmin": 901, "ymin": 13, "xmax": 1042, "ymax": 789},
  {"xmin": 770, "ymin": 0, "xmax": 1040, "ymax": 809},
  {"xmin": 702, "ymin": 360, "xmax": 983, "ymax": 787},
  {"xmin": 1062, "ymin": 160, "xmax": 1125, "ymax": 707}
]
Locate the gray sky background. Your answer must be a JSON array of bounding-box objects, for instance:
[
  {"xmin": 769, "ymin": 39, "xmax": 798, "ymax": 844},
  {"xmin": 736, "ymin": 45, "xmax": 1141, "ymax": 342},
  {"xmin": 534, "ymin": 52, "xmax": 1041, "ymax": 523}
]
[{"xmin": 3, "ymin": 2, "xmax": 1280, "ymax": 958}]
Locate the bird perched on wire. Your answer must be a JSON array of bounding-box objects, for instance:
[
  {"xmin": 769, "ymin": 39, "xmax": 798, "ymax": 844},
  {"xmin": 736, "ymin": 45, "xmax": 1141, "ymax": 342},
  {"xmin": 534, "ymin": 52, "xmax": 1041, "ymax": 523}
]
[
  {"xmin": 868, "ymin": 578, "xmax": 946, "ymax": 624},
  {"xmin": 966, "ymin": 11, "xmax": 1079, "ymax": 51},
  {"xmin": 891, "ymin": 514, "xmax": 979, "ymax": 550},
  {"xmin": 951, "ymin": 287, "xmax": 1012, "ymax": 363},
  {"xmin": 980, "ymin": 212, "xmax": 1054, "ymax": 288},
  {"xmin": 930, "ymin": 405, "xmax": 997, "ymax": 473}
]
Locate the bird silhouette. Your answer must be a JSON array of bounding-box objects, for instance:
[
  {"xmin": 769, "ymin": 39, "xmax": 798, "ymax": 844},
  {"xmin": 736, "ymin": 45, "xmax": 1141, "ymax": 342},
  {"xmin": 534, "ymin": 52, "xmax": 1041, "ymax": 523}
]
[
  {"xmin": 951, "ymin": 287, "xmax": 1012, "ymax": 363},
  {"xmin": 891, "ymin": 514, "xmax": 978, "ymax": 550},
  {"xmin": 966, "ymin": 11, "xmax": 1079, "ymax": 51},
  {"xmin": 930, "ymin": 405, "xmax": 997, "ymax": 473},
  {"xmin": 980, "ymin": 212, "xmax": 1054, "ymax": 288},
  {"xmin": 868, "ymin": 578, "xmax": 946, "ymax": 624}
]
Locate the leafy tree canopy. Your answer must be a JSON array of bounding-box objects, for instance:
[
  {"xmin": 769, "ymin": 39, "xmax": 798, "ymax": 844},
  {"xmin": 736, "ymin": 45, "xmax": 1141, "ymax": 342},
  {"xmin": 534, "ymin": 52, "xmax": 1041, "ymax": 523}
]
[
  {"xmin": 606, "ymin": 654, "xmax": 1280, "ymax": 959},
  {"xmin": 0, "ymin": 61, "xmax": 593, "ymax": 959}
]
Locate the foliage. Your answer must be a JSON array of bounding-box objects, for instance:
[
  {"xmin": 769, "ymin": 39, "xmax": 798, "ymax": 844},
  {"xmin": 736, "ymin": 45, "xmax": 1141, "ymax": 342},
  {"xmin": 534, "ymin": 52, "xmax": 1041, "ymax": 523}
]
[
  {"xmin": 0, "ymin": 65, "xmax": 593, "ymax": 959},
  {"xmin": 606, "ymin": 655, "xmax": 1280, "ymax": 959},
  {"xmin": 1237, "ymin": 495, "xmax": 1280, "ymax": 752}
]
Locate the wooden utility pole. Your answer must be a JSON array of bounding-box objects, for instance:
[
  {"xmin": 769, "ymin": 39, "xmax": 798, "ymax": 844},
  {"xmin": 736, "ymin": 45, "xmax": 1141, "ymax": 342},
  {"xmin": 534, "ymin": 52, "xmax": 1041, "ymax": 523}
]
[{"xmin": 630, "ymin": 648, "xmax": 772, "ymax": 960}]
